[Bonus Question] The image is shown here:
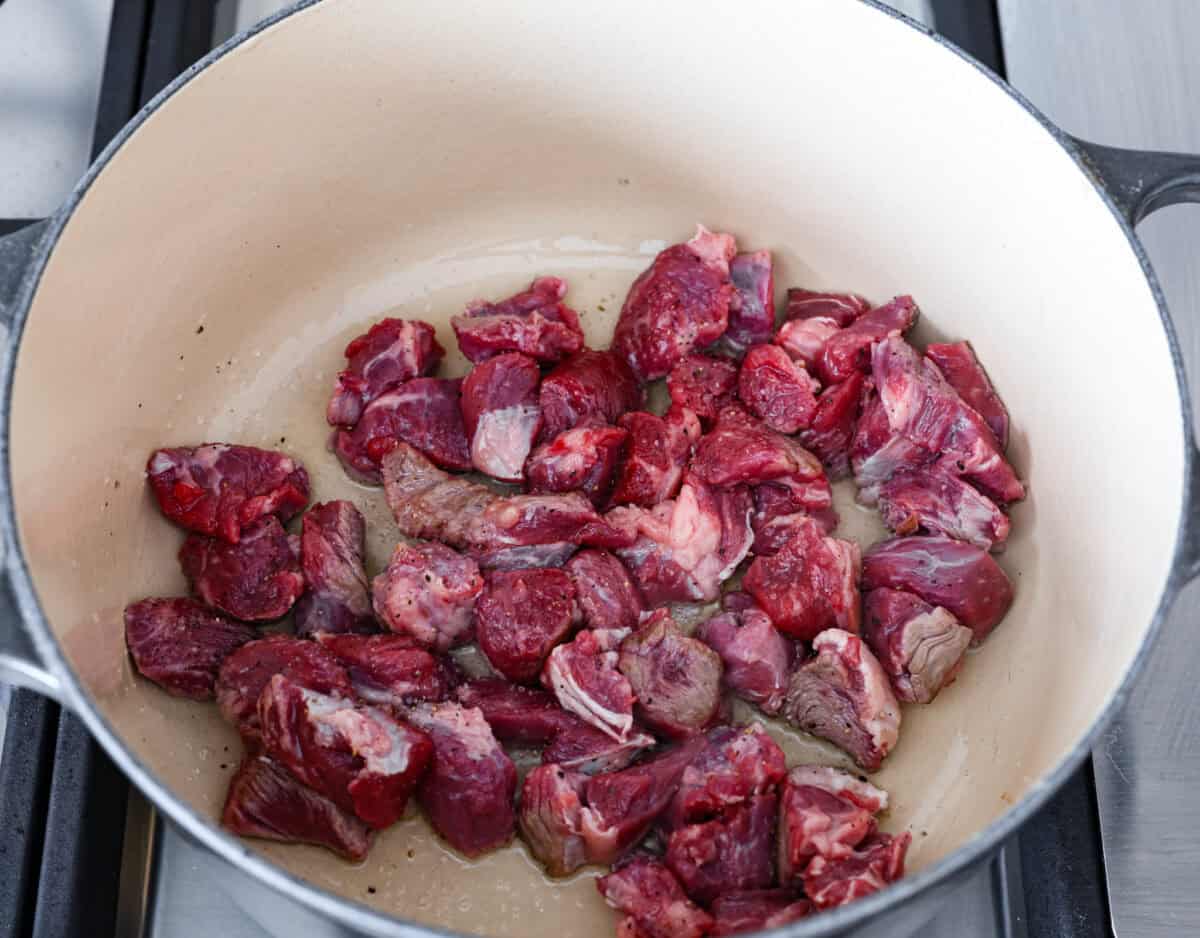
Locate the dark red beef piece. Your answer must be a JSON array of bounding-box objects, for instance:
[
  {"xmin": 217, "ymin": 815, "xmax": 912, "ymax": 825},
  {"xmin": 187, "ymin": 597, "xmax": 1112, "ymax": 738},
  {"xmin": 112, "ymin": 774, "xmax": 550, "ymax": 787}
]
[
  {"xmin": 784, "ymin": 764, "xmax": 889, "ymax": 812},
  {"xmin": 819, "ymin": 295, "xmax": 919, "ymax": 385},
  {"xmin": 315, "ymin": 633, "xmax": 455, "ymax": 706},
  {"xmin": 542, "ymin": 720, "xmax": 655, "ymax": 776},
  {"xmin": 543, "ymin": 627, "xmax": 636, "ymax": 741},
  {"xmin": 850, "ymin": 385, "xmax": 932, "ymax": 504},
  {"xmin": 618, "ymin": 612, "xmax": 723, "ymax": 739},
  {"xmin": 612, "ymin": 226, "xmax": 738, "ymax": 381},
  {"xmin": 326, "ymin": 319, "xmax": 444, "ymax": 428},
  {"xmin": 451, "ymin": 276, "xmax": 585, "ymax": 364},
  {"xmin": 750, "ymin": 477, "xmax": 837, "ymax": 556},
  {"xmin": 861, "ymin": 535, "xmax": 1015, "ymax": 643},
  {"xmin": 775, "ymin": 316, "xmax": 840, "ymax": 373},
  {"xmin": 405, "ymin": 701, "xmax": 518, "ymax": 856},
  {"xmin": 124, "ymin": 597, "xmax": 256, "ymax": 699},
  {"xmin": 862, "ymin": 588, "xmax": 971, "ymax": 704},
  {"xmin": 476, "ymin": 568, "xmax": 579, "ymax": 684},
  {"xmin": 460, "ymin": 352, "xmax": 542, "ymax": 482},
  {"xmin": 525, "ymin": 424, "xmax": 628, "ymax": 507},
  {"xmin": 877, "ymin": 466, "xmax": 1010, "ymax": 551},
  {"xmin": 803, "ymin": 832, "xmax": 911, "ymax": 910},
  {"xmin": 146, "ymin": 444, "xmax": 309, "ymax": 544},
  {"xmin": 743, "ymin": 516, "xmax": 860, "ymax": 640},
  {"xmin": 596, "ymin": 855, "xmax": 714, "ymax": 938},
  {"xmin": 370, "ymin": 540, "xmax": 483, "ymax": 651},
  {"xmin": 873, "ymin": 336, "xmax": 1023, "ymax": 503},
  {"xmin": 293, "ymin": 500, "xmax": 376, "ymax": 638},
  {"xmin": 709, "ymin": 890, "xmax": 812, "ymax": 935},
  {"xmin": 781, "ymin": 629, "xmax": 901, "ymax": 772},
  {"xmin": 221, "ymin": 753, "xmax": 372, "ymax": 861},
  {"xmin": 215, "ymin": 635, "xmax": 353, "ymax": 742},
  {"xmin": 784, "ymin": 288, "xmax": 870, "ymax": 326},
  {"xmin": 666, "ymin": 794, "xmax": 777, "ymax": 905},
  {"xmin": 694, "ymin": 605, "xmax": 792, "ymax": 715},
  {"xmin": 518, "ymin": 764, "xmax": 591, "ymax": 876},
  {"xmin": 565, "ymin": 549, "xmax": 645, "ymax": 632},
  {"xmin": 926, "ymin": 340, "xmax": 1010, "ymax": 448},
  {"xmin": 799, "ymin": 373, "xmax": 866, "ymax": 481},
  {"xmin": 664, "ymin": 724, "xmax": 787, "ymax": 830},
  {"xmin": 332, "ymin": 377, "xmax": 471, "ymax": 483},
  {"xmin": 258, "ymin": 674, "xmax": 433, "ymax": 829},
  {"xmin": 539, "ymin": 349, "xmax": 643, "ymax": 442},
  {"xmin": 778, "ymin": 773, "xmax": 880, "ymax": 883},
  {"xmin": 737, "ymin": 344, "xmax": 819, "ymax": 434},
  {"xmin": 611, "ymin": 407, "xmax": 701, "ymax": 507},
  {"xmin": 179, "ymin": 517, "xmax": 304, "ymax": 622},
  {"xmin": 455, "ymin": 678, "xmax": 573, "ymax": 744},
  {"xmin": 721, "ymin": 250, "xmax": 775, "ymax": 353},
  {"xmin": 690, "ymin": 407, "xmax": 826, "ymax": 493},
  {"xmin": 666, "ymin": 354, "xmax": 739, "ymax": 425}
]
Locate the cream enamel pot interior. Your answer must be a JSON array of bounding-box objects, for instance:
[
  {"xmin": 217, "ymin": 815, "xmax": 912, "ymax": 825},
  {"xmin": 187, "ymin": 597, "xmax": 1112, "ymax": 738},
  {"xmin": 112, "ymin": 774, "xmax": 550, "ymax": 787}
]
[{"xmin": 1, "ymin": 1, "xmax": 1200, "ymax": 936}]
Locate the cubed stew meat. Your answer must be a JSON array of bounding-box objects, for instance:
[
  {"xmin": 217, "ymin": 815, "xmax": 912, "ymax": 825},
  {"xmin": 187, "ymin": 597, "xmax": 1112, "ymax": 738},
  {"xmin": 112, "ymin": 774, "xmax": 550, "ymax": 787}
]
[
  {"xmin": 293, "ymin": 500, "xmax": 377, "ymax": 637},
  {"xmin": 327, "ymin": 319, "xmax": 444, "ymax": 428},
  {"xmin": 460, "ymin": 351, "xmax": 542, "ymax": 483},
  {"xmin": 452, "ymin": 276, "xmax": 585, "ymax": 364}
]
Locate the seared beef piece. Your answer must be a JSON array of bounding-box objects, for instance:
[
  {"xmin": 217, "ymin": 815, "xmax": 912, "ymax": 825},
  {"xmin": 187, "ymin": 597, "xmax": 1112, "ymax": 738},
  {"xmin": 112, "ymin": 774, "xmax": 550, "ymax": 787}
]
[
  {"xmin": 666, "ymin": 794, "xmax": 777, "ymax": 905},
  {"xmin": 666, "ymin": 354, "xmax": 739, "ymax": 424},
  {"xmin": 695, "ymin": 604, "xmax": 792, "ymax": 715},
  {"xmin": 519, "ymin": 764, "xmax": 591, "ymax": 876},
  {"xmin": 709, "ymin": 890, "xmax": 812, "ymax": 935},
  {"xmin": 476, "ymin": 568, "xmax": 579, "ymax": 684},
  {"xmin": 861, "ymin": 535, "xmax": 1014, "ymax": 643},
  {"xmin": 565, "ymin": 549, "xmax": 645, "ymax": 632},
  {"xmin": 124, "ymin": 597, "xmax": 256, "ymax": 699},
  {"xmin": 371, "ymin": 540, "xmax": 483, "ymax": 651},
  {"xmin": 405, "ymin": 701, "xmax": 518, "ymax": 856},
  {"xmin": 382, "ymin": 442, "xmax": 495, "ymax": 545},
  {"xmin": 618, "ymin": 612, "xmax": 723, "ymax": 739},
  {"xmin": 785, "ymin": 765, "xmax": 889, "ymax": 812},
  {"xmin": 314, "ymin": 633, "xmax": 456, "ymax": 706},
  {"xmin": 782, "ymin": 629, "xmax": 901, "ymax": 772},
  {"xmin": 819, "ymin": 295, "xmax": 919, "ymax": 385},
  {"xmin": 737, "ymin": 344, "xmax": 819, "ymax": 435},
  {"xmin": 777, "ymin": 770, "xmax": 883, "ymax": 882},
  {"xmin": 543, "ymin": 628, "xmax": 635, "ymax": 742},
  {"xmin": 460, "ymin": 352, "xmax": 542, "ymax": 482},
  {"xmin": 539, "ymin": 348, "xmax": 643, "ymax": 441},
  {"xmin": 326, "ymin": 319, "xmax": 444, "ymax": 428},
  {"xmin": 862, "ymin": 588, "xmax": 971, "ymax": 704},
  {"xmin": 146, "ymin": 443, "xmax": 309, "ymax": 544},
  {"xmin": 452, "ymin": 276, "xmax": 585, "ymax": 364},
  {"xmin": 784, "ymin": 288, "xmax": 870, "ymax": 326},
  {"xmin": 803, "ymin": 832, "xmax": 911, "ymax": 910},
  {"xmin": 749, "ymin": 478, "xmax": 837, "ymax": 555},
  {"xmin": 877, "ymin": 466, "xmax": 1010, "ymax": 551},
  {"xmin": 257, "ymin": 675, "xmax": 433, "ymax": 829},
  {"xmin": 663, "ymin": 724, "xmax": 787, "ymax": 830},
  {"xmin": 293, "ymin": 500, "xmax": 376, "ymax": 638},
  {"xmin": 215, "ymin": 635, "xmax": 352, "ymax": 742},
  {"xmin": 542, "ymin": 720, "xmax": 655, "ymax": 776},
  {"xmin": 613, "ymin": 225, "xmax": 738, "ymax": 381},
  {"xmin": 798, "ymin": 373, "xmax": 866, "ymax": 481},
  {"xmin": 179, "ymin": 516, "xmax": 304, "ymax": 622},
  {"xmin": 596, "ymin": 855, "xmax": 714, "ymax": 938},
  {"xmin": 525, "ymin": 424, "xmax": 628, "ymax": 507},
  {"xmin": 925, "ymin": 340, "xmax": 1010, "ymax": 448},
  {"xmin": 610, "ymin": 408, "xmax": 701, "ymax": 508},
  {"xmin": 717, "ymin": 250, "xmax": 775, "ymax": 355},
  {"xmin": 775, "ymin": 315, "xmax": 840, "ymax": 372},
  {"xmin": 850, "ymin": 385, "xmax": 932, "ymax": 504},
  {"xmin": 873, "ymin": 336, "xmax": 1023, "ymax": 503},
  {"xmin": 743, "ymin": 515, "xmax": 860, "ymax": 640},
  {"xmin": 333, "ymin": 377, "xmax": 472, "ymax": 483},
  {"xmin": 222, "ymin": 753, "xmax": 372, "ymax": 861}
]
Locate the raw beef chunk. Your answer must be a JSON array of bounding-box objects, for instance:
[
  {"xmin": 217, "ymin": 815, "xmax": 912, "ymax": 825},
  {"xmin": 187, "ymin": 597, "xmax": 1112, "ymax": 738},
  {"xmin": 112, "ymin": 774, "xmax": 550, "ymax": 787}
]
[
  {"xmin": 737, "ymin": 344, "xmax": 819, "ymax": 434},
  {"xmin": 785, "ymin": 764, "xmax": 889, "ymax": 812},
  {"xmin": 215, "ymin": 635, "xmax": 353, "ymax": 742},
  {"xmin": 776, "ymin": 317, "xmax": 840, "ymax": 375},
  {"xmin": 850, "ymin": 386, "xmax": 931, "ymax": 504},
  {"xmin": 819, "ymin": 295, "xmax": 919, "ymax": 385},
  {"xmin": 665, "ymin": 793, "xmax": 777, "ymax": 904},
  {"xmin": 709, "ymin": 890, "xmax": 812, "ymax": 935},
  {"xmin": 333, "ymin": 377, "xmax": 471, "ymax": 482},
  {"xmin": 613, "ymin": 225, "xmax": 738, "ymax": 381},
  {"xmin": 456, "ymin": 679, "xmax": 575, "ymax": 744},
  {"xmin": 926, "ymin": 340, "xmax": 1010, "ymax": 448},
  {"xmin": 222, "ymin": 753, "xmax": 372, "ymax": 861},
  {"xmin": 405, "ymin": 701, "xmax": 518, "ymax": 856},
  {"xmin": 666, "ymin": 354, "xmax": 739, "ymax": 424},
  {"xmin": 782, "ymin": 629, "xmax": 900, "ymax": 772},
  {"xmin": 315, "ymin": 633, "xmax": 456, "ymax": 706},
  {"xmin": 803, "ymin": 832, "xmax": 911, "ymax": 910},
  {"xmin": 861, "ymin": 535, "xmax": 1014, "ymax": 642},
  {"xmin": 877, "ymin": 467, "xmax": 1010, "ymax": 551},
  {"xmin": 525, "ymin": 424, "xmax": 628, "ymax": 507},
  {"xmin": 371, "ymin": 540, "xmax": 483, "ymax": 651},
  {"xmin": 611, "ymin": 408, "xmax": 701, "ymax": 507},
  {"xmin": 721, "ymin": 250, "xmax": 775, "ymax": 353},
  {"xmin": 784, "ymin": 288, "xmax": 869, "ymax": 326},
  {"xmin": 664, "ymin": 724, "xmax": 787, "ymax": 829},
  {"xmin": 597, "ymin": 855, "xmax": 714, "ymax": 938},
  {"xmin": 460, "ymin": 351, "xmax": 542, "ymax": 482},
  {"xmin": 543, "ymin": 628, "xmax": 636, "ymax": 741},
  {"xmin": 618, "ymin": 612, "xmax": 723, "ymax": 739},
  {"xmin": 452, "ymin": 276, "xmax": 585, "ymax": 364},
  {"xmin": 542, "ymin": 720, "xmax": 655, "ymax": 776},
  {"xmin": 777, "ymin": 770, "xmax": 881, "ymax": 882},
  {"xmin": 749, "ymin": 479, "xmax": 837, "ymax": 555},
  {"xmin": 124, "ymin": 597, "xmax": 256, "ymax": 699},
  {"xmin": 742, "ymin": 515, "xmax": 860, "ymax": 640},
  {"xmin": 476, "ymin": 568, "xmax": 579, "ymax": 683},
  {"xmin": 146, "ymin": 443, "xmax": 309, "ymax": 543},
  {"xmin": 565, "ymin": 550, "xmax": 645, "ymax": 631},
  {"xmin": 327, "ymin": 319, "xmax": 444, "ymax": 428},
  {"xmin": 179, "ymin": 516, "xmax": 304, "ymax": 621},
  {"xmin": 293, "ymin": 500, "xmax": 376, "ymax": 638},
  {"xmin": 539, "ymin": 349, "xmax": 643, "ymax": 441},
  {"xmin": 695, "ymin": 602, "xmax": 792, "ymax": 715},
  {"xmin": 258, "ymin": 675, "xmax": 433, "ymax": 829},
  {"xmin": 798, "ymin": 373, "xmax": 866, "ymax": 480},
  {"xmin": 863, "ymin": 587, "xmax": 971, "ymax": 704},
  {"xmin": 519, "ymin": 764, "xmax": 591, "ymax": 876}
]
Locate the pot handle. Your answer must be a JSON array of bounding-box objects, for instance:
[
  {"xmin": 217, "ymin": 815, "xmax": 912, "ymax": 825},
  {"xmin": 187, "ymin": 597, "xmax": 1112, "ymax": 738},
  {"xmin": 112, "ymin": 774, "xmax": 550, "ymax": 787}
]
[{"xmin": 0, "ymin": 220, "xmax": 62, "ymax": 699}]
